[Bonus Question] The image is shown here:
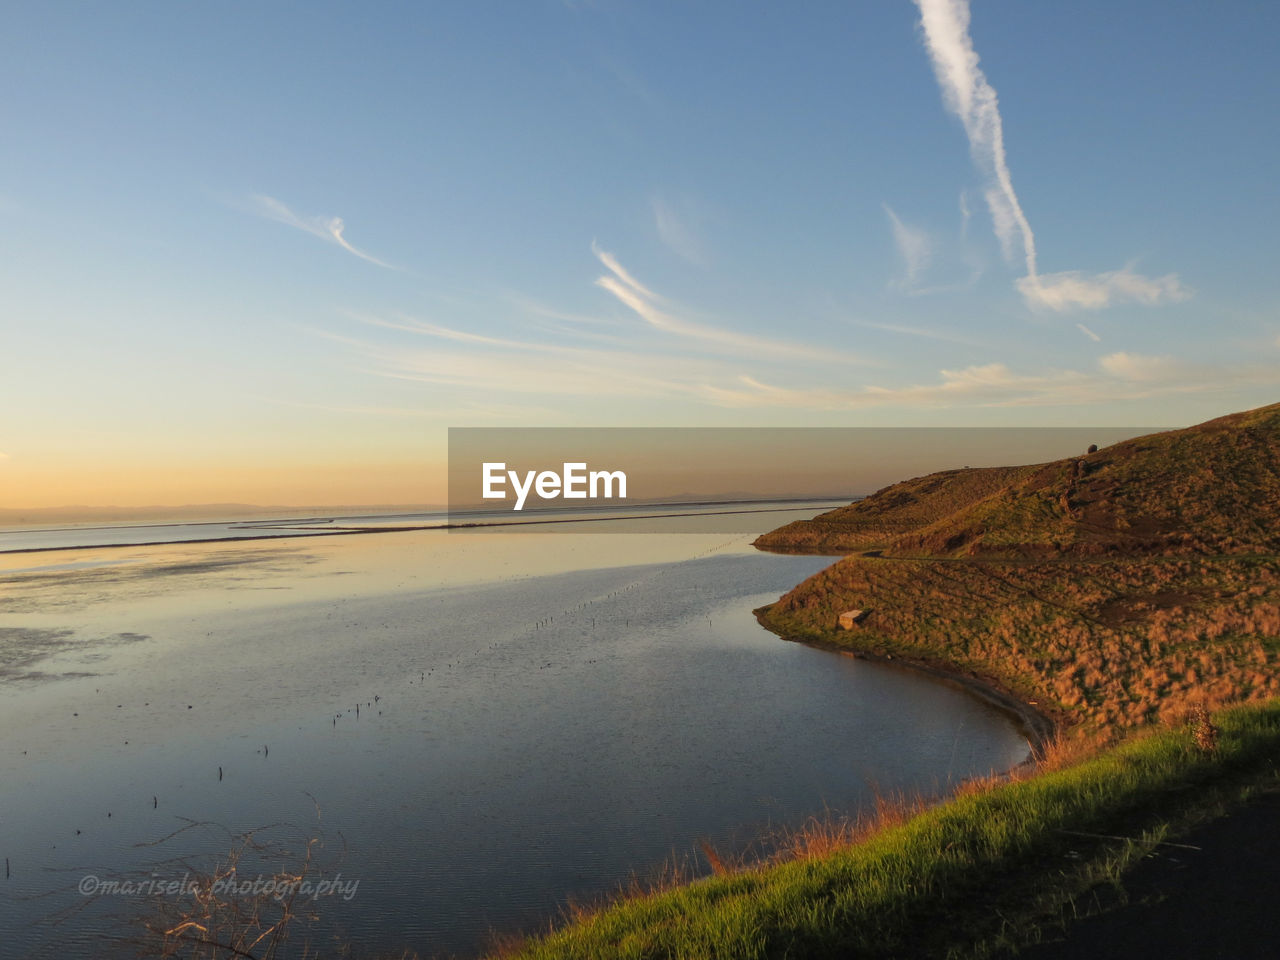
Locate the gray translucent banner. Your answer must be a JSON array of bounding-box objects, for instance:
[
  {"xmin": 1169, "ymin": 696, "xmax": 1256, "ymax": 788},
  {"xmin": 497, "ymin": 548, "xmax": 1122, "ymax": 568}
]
[{"xmin": 447, "ymin": 426, "xmax": 1153, "ymax": 533}]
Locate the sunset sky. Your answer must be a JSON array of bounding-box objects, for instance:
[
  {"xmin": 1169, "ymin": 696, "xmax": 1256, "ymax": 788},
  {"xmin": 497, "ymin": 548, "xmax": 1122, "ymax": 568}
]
[{"xmin": 3, "ymin": 1, "xmax": 1279, "ymax": 508}]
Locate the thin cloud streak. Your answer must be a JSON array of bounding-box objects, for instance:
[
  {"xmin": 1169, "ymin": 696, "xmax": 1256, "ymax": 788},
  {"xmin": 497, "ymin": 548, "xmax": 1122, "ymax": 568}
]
[
  {"xmin": 320, "ymin": 309, "xmax": 1278, "ymax": 415},
  {"xmin": 701, "ymin": 354, "xmax": 1280, "ymax": 410},
  {"xmin": 914, "ymin": 0, "xmax": 1036, "ymax": 278},
  {"xmin": 337, "ymin": 307, "xmax": 741, "ymax": 402},
  {"xmin": 1099, "ymin": 351, "xmax": 1178, "ymax": 381},
  {"xmin": 1020, "ymin": 268, "xmax": 1192, "ymax": 312},
  {"xmin": 912, "ymin": 0, "xmax": 1188, "ymax": 313},
  {"xmin": 268, "ymin": 397, "xmax": 557, "ymax": 421},
  {"xmin": 884, "ymin": 204, "xmax": 932, "ymax": 289},
  {"xmin": 592, "ymin": 245, "xmax": 863, "ymax": 363},
  {"xmin": 651, "ymin": 193, "xmax": 707, "ymax": 266},
  {"xmin": 1076, "ymin": 323, "xmax": 1102, "ymax": 342},
  {"xmin": 252, "ymin": 195, "xmax": 396, "ymax": 269},
  {"xmin": 591, "ymin": 240, "xmax": 663, "ymax": 302},
  {"xmin": 507, "ymin": 297, "xmax": 621, "ymax": 327},
  {"xmin": 853, "ymin": 319, "xmax": 990, "ymax": 348},
  {"xmin": 353, "ymin": 313, "xmax": 543, "ymax": 350},
  {"xmin": 353, "ymin": 312, "xmax": 637, "ymax": 357},
  {"xmin": 370, "ymin": 344, "xmax": 716, "ymax": 401},
  {"xmin": 702, "ymin": 364, "xmax": 1089, "ymax": 409}
]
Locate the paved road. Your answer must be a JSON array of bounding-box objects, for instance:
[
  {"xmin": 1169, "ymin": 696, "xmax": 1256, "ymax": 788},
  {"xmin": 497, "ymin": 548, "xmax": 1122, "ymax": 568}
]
[{"xmin": 1015, "ymin": 790, "xmax": 1280, "ymax": 959}]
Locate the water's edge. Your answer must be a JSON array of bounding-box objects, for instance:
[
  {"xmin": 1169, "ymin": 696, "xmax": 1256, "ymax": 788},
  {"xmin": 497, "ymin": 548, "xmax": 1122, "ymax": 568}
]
[{"xmin": 752, "ymin": 603, "xmax": 1055, "ymax": 757}]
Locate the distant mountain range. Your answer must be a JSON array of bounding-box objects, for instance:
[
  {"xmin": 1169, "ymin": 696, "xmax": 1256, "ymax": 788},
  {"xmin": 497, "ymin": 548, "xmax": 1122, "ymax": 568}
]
[{"xmin": 0, "ymin": 503, "xmax": 442, "ymax": 527}]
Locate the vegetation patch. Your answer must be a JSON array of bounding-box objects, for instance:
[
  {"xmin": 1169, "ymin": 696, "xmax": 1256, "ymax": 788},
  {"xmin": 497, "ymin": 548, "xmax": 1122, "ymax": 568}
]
[
  {"xmin": 496, "ymin": 404, "xmax": 1280, "ymax": 958},
  {"xmin": 498, "ymin": 701, "xmax": 1280, "ymax": 959}
]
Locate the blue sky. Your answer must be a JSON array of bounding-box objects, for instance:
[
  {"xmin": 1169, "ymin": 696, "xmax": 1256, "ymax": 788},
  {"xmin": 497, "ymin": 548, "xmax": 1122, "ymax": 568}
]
[{"xmin": 3, "ymin": 1, "xmax": 1279, "ymax": 504}]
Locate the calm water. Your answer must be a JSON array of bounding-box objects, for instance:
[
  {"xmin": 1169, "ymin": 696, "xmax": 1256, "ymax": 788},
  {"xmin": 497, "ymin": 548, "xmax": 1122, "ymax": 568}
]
[
  {"xmin": 0, "ymin": 512, "xmax": 1030, "ymax": 958},
  {"xmin": 0, "ymin": 500, "xmax": 849, "ymax": 552}
]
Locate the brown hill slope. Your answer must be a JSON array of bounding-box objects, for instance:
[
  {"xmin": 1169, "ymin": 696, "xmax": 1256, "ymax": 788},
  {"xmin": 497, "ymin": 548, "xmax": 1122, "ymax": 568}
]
[
  {"xmin": 755, "ymin": 464, "xmax": 1032, "ymax": 552},
  {"xmin": 755, "ymin": 402, "xmax": 1280, "ymax": 736},
  {"xmin": 757, "ymin": 402, "xmax": 1280, "ymax": 558}
]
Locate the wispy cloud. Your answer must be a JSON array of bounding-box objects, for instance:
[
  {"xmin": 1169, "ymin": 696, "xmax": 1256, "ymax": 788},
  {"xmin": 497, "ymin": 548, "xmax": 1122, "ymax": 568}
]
[
  {"xmin": 324, "ymin": 302, "xmax": 1278, "ymax": 415},
  {"xmin": 351, "ymin": 311, "xmax": 637, "ymax": 355},
  {"xmin": 651, "ymin": 192, "xmax": 708, "ymax": 266},
  {"xmin": 914, "ymin": 0, "xmax": 1034, "ymax": 275},
  {"xmin": 912, "ymin": 0, "xmax": 1187, "ymax": 313},
  {"xmin": 1098, "ymin": 351, "xmax": 1178, "ymax": 380},
  {"xmin": 334, "ymin": 306, "xmax": 735, "ymax": 402},
  {"xmin": 853, "ymin": 319, "xmax": 990, "ymax": 348},
  {"xmin": 353, "ymin": 313, "xmax": 541, "ymax": 350},
  {"xmin": 366, "ymin": 336, "xmax": 721, "ymax": 402},
  {"xmin": 268, "ymin": 396, "xmax": 556, "ymax": 422},
  {"xmin": 1019, "ymin": 268, "xmax": 1191, "ymax": 313},
  {"xmin": 884, "ymin": 204, "xmax": 932, "ymax": 289},
  {"xmin": 702, "ymin": 363, "xmax": 1088, "ymax": 409},
  {"xmin": 251, "ymin": 195, "xmax": 395, "ymax": 269},
  {"xmin": 592, "ymin": 243, "xmax": 862, "ymax": 363},
  {"xmin": 321, "ymin": 242, "xmax": 873, "ymax": 413},
  {"xmin": 1076, "ymin": 322, "xmax": 1101, "ymax": 342},
  {"xmin": 507, "ymin": 297, "xmax": 620, "ymax": 328},
  {"xmin": 592, "ymin": 241, "xmax": 663, "ymax": 302},
  {"xmin": 701, "ymin": 353, "xmax": 1280, "ymax": 410}
]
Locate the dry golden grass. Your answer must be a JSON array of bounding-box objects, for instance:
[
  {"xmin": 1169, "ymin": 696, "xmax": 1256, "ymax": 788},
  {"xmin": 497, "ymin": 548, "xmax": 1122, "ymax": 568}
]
[
  {"xmin": 754, "ymin": 404, "xmax": 1280, "ymax": 741},
  {"xmin": 762, "ymin": 553, "xmax": 1280, "ymax": 738},
  {"xmin": 756, "ymin": 464, "xmax": 1032, "ymax": 553},
  {"xmin": 761, "ymin": 402, "xmax": 1280, "ymax": 560},
  {"xmin": 482, "ymin": 406, "xmax": 1280, "ymax": 959}
]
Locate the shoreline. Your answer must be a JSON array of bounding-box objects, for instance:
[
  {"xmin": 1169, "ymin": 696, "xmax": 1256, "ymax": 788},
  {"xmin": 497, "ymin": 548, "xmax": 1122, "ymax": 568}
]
[
  {"xmin": 0, "ymin": 503, "xmax": 847, "ymax": 557},
  {"xmin": 752, "ymin": 603, "xmax": 1057, "ymax": 757}
]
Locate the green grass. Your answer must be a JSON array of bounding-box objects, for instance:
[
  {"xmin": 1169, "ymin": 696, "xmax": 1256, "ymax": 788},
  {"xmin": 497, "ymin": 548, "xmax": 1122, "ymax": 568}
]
[
  {"xmin": 494, "ymin": 404, "xmax": 1280, "ymax": 958},
  {"xmin": 497, "ymin": 700, "xmax": 1280, "ymax": 960}
]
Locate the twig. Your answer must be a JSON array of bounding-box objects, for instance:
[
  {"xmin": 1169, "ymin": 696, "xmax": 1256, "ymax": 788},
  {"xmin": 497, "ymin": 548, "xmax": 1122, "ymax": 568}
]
[{"xmin": 1055, "ymin": 828, "xmax": 1201, "ymax": 851}]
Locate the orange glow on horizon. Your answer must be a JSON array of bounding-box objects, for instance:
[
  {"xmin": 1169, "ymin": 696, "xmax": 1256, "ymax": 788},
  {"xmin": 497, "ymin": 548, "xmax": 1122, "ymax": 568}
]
[{"xmin": 0, "ymin": 456, "xmax": 448, "ymax": 511}]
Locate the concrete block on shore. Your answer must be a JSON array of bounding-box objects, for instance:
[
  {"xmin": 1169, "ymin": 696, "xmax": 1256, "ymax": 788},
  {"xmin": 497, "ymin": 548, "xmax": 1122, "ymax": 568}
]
[{"xmin": 838, "ymin": 609, "xmax": 868, "ymax": 629}]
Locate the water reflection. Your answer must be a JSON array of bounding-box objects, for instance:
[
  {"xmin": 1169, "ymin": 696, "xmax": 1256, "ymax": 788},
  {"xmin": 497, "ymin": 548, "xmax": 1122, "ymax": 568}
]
[{"xmin": 0, "ymin": 514, "xmax": 1029, "ymax": 958}]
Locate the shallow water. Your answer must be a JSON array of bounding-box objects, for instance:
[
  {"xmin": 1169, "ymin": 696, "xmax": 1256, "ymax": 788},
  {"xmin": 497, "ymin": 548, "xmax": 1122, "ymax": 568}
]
[
  {"xmin": 0, "ymin": 500, "xmax": 848, "ymax": 552},
  {"xmin": 0, "ymin": 513, "xmax": 1030, "ymax": 958}
]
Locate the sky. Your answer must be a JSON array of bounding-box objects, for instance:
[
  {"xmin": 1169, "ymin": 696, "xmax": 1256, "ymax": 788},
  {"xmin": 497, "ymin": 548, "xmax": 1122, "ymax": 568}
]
[{"xmin": 3, "ymin": 1, "xmax": 1279, "ymax": 508}]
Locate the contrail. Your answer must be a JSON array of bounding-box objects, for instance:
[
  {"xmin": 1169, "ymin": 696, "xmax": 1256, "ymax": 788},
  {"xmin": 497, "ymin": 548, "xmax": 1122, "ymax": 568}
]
[
  {"xmin": 913, "ymin": 0, "xmax": 1039, "ymax": 288},
  {"xmin": 911, "ymin": 1, "xmax": 1190, "ymax": 313}
]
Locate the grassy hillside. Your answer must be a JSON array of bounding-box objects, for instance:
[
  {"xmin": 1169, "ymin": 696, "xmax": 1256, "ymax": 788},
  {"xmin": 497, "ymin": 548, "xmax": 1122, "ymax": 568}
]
[
  {"xmin": 500, "ymin": 701, "xmax": 1280, "ymax": 960},
  {"xmin": 757, "ymin": 403, "xmax": 1280, "ymax": 558},
  {"xmin": 755, "ymin": 402, "xmax": 1280, "ymax": 735},
  {"xmin": 490, "ymin": 402, "xmax": 1280, "ymax": 958},
  {"xmin": 761, "ymin": 554, "xmax": 1280, "ymax": 731},
  {"xmin": 755, "ymin": 465, "xmax": 1031, "ymax": 553}
]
